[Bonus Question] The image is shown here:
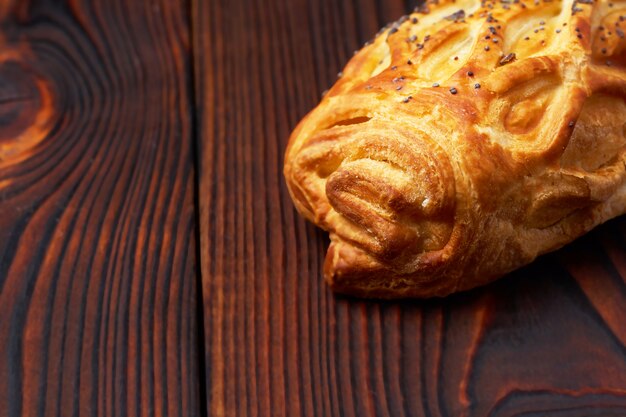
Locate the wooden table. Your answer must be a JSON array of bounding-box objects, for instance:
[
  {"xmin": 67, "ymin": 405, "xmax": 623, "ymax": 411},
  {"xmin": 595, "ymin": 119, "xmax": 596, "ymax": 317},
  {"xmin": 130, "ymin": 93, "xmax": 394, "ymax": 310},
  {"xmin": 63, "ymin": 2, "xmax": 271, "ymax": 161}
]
[{"xmin": 1, "ymin": 0, "xmax": 625, "ymax": 415}]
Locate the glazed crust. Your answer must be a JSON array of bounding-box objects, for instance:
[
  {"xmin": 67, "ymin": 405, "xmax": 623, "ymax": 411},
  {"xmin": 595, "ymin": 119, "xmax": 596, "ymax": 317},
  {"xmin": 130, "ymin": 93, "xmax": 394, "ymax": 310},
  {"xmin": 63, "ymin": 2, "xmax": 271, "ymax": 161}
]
[{"xmin": 284, "ymin": 0, "xmax": 626, "ymax": 298}]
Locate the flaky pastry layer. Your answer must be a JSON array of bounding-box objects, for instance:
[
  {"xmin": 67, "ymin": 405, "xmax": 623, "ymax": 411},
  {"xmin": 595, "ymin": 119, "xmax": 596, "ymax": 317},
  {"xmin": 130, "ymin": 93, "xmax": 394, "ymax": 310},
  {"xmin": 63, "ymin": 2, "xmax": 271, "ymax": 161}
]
[{"xmin": 284, "ymin": 0, "xmax": 626, "ymax": 298}]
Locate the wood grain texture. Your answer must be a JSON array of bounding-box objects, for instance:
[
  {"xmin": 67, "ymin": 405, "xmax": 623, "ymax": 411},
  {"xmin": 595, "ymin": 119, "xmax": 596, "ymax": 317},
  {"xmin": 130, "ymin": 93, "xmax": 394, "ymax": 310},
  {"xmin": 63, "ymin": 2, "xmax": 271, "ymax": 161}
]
[
  {"xmin": 0, "ymin": 0, "xmax": 200, "ymax": 416},
  {"xmin": 196, "ymin": 0, "xmax": 626, "ymax": 416}
]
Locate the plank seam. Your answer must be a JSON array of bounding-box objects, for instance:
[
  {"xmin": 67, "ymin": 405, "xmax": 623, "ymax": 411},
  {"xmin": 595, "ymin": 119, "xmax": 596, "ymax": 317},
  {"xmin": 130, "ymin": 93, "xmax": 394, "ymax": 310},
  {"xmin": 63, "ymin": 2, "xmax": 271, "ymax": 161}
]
[{"xmin": 187, "ymin": 0, "xmax": 209, "ymax": 415}]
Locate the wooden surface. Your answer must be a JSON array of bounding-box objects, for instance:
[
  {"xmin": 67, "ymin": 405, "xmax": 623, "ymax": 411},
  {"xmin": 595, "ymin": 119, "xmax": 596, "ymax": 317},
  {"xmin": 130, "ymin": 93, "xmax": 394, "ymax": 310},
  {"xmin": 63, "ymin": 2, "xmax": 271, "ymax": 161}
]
[
  {"xmin": 0, "ymin": 0, "xmax": 200, "ymax": 416},
  {"xmin": 1, "ymin": 0, "xmax": 625, "ymax": 416},
  {"xmin": 197, "ymin": 1, "xmax": 626, "ymax": 417}
]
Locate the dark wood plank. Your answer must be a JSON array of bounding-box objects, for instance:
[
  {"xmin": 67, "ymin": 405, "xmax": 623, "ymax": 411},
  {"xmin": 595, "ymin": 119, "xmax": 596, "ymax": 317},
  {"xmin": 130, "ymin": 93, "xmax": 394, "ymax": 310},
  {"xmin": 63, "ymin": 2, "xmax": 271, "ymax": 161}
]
[
  {"xmin": 0, "ymin": 0, "xmax": 200, "ymax": 415},
  {"xmin": 197, "ymin": 0, "xmax": 626, "ymax": 416}
]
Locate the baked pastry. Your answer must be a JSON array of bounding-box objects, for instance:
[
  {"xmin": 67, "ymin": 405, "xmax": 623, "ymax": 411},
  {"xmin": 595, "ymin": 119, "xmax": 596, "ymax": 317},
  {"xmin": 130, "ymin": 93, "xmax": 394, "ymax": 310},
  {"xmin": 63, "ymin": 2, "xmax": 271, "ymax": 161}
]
[{"xmin": 284, "ymin": 0, "xmax": 626, "ymax": 298}]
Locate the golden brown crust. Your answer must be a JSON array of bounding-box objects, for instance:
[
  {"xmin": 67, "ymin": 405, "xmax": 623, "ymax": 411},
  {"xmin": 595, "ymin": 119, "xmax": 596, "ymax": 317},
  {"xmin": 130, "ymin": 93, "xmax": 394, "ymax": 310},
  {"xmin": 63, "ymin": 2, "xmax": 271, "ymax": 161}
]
[{"xmin": 284, "ymin": 0, "xmax": 626, "ymax": 298}]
